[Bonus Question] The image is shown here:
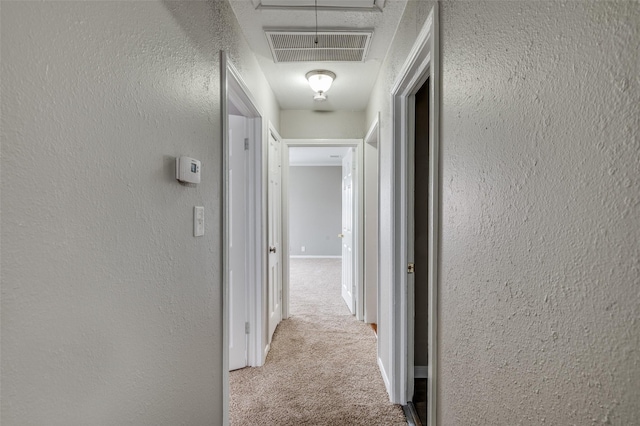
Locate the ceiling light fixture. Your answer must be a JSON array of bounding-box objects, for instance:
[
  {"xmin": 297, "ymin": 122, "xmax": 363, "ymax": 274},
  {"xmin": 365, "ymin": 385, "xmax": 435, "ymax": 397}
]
[{"xmin": 306, "ymin": 70, "xmax": 336, "ymax": 102}]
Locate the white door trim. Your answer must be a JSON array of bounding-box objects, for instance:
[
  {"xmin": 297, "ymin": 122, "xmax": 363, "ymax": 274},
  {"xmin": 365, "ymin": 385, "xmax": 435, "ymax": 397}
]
[
  {"xmin": 364, "ymin": 114, "xmax": 380, "ymax": 326},
  {"xmin": 389, "ymin": 5, "xmax": 440, "ymax": 426},
  {"xmin": 221, "ymin": 51, "xmax": 266, "ymax": 426},
  {"xmin": 364, "ymin": 113, "xmax": 380, "ymax": 146},
  {"xmin": 282, "ymin": 139, "xmax": 364, "ymax": 322}
]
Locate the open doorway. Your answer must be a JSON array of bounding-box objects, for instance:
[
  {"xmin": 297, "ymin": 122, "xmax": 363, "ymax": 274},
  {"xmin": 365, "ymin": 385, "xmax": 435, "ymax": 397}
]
[
  {"xmin": 288, "ymin": 147, "xmax": 345, "ymax": 261},
  {"xmin": 412, "ymin": 78, "xmax": 430, "ymax": 425},
  {"xmin": 287, "ymin": 146, "xmax": 347, "ymax": 314},
  {"xmin": 281, "ymin": 139, "xmax": 365, "ymax": 322},
  {"xmin": 222, "ymin": 53, "xmax": 266, "ymax": 373},
  {"xmin": 222, "ymin": 53, "xmax": 276, "ymax": 425},
  {"xmin": 389, "ymin": 6, "xmax": 440, "ymax": 426}
]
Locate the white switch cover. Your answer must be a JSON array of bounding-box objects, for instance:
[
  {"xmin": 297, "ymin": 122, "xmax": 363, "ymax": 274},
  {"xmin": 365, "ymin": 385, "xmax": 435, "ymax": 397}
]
[{"xmin": 194, "ymin": 206, "xmax": 204, "ymax": 237}]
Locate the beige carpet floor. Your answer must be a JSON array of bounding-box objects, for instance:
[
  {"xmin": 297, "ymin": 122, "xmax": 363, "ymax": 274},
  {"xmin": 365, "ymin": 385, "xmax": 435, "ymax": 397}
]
[{"xmin": 230, "ymin": 258, "xmax": 407, "ymax": 426}]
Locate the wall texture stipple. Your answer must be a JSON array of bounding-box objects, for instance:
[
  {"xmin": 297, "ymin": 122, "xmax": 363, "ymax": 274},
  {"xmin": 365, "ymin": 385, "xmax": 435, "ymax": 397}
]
[
  {"xmin": 1, "ymin": 1, "xmax": 279, "ymax": 424},
  {"xmin": 368, "ymin": 1, "xmax": 639, "ymax": 424},
  {"xmin": 438, "ymin": 2, "xmax": 639, "ymax": 423}
]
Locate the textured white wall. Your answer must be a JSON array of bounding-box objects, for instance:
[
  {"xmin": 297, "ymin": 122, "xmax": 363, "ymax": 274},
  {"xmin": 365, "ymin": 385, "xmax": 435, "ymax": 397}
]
[
  {"xmin": 280, "ymin": 110, "xmax": 366, "ymax": 139},
  {"xmin": 0, "ymin": 1, "xmax": 279, "ymax": 424},
  {"xmin": 368, "ymin": 1, "xmax": 640, "ymax": 423}
]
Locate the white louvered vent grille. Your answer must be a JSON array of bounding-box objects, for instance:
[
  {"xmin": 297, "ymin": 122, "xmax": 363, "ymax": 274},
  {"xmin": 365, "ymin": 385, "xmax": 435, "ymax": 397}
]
[{"xmin": 265, "ymin": 30, "xmax": 373, "ymax": 63}]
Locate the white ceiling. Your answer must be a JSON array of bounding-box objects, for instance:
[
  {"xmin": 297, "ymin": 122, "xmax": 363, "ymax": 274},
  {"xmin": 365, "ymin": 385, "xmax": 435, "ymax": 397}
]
[
  {"xmin": 289, "ymin": 146, "xmax": 351, "ymax": 166},
  {"xmin": 228, "ymin": 0, "xmax": 407, "ymax": 111}
]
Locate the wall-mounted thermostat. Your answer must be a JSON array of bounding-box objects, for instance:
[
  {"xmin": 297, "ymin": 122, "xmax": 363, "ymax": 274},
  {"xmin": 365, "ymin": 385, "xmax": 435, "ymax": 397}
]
[{"xmin": 176, "ymin": 156, "xmax": 201, "ymax": 184}]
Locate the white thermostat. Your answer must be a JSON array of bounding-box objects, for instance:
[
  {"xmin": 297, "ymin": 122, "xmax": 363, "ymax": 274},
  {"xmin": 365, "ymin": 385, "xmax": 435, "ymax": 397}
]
[{"xmin": 176, "ymin": 156, "xmax": 201, "ymax": 184}]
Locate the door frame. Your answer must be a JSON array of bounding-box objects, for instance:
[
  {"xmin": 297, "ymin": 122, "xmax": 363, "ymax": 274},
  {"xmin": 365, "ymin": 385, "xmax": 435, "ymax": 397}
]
[
  {"xmin": 282, "ymin": 139, "xmax": 364, "ymax": 321},
  {"xmin": 364, "ymin": 114, "xmax": 380, "ymax": 325},
  {"xmin": 389, "ymin": 5, "xmax": 440, "ymax": 426},
  {"xmin": 221, "ymin": 52, "xmax": 266, "ymax": 425}
]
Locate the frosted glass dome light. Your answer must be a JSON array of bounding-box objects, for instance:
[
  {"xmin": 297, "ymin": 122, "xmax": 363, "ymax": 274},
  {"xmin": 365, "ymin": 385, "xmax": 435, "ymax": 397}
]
[{"xmin": 306, "ymin": 70, "xmax": 336, "ymax": 101}]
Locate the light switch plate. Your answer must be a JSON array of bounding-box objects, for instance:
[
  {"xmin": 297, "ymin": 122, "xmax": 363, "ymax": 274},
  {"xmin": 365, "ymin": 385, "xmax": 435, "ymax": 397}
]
[{"xmin": 194, "ymin": 206, "xmax": 204, "ymax": 237}]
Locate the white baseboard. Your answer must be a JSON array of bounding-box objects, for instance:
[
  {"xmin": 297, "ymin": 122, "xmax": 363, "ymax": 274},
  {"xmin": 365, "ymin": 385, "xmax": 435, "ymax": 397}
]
[
  {"xmin": 289, "ymin": 255, "xmax": 341, "ymax": 259},
  {"xmin": 414, "ymin": 365, "xmax": 429, "ymax": 379},
  {"xmin": 378, "ymin": 357, "xmax": 391, "ymax": 396}
]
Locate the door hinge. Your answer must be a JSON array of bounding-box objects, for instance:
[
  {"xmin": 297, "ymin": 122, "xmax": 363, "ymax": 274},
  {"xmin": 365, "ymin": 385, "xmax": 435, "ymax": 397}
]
[
  {"xmin": 408, "ymin": 263, "xmax": 415, "ymax": 274},
  {"xmin": 244, "ymin": 138, "xmax": 249, "ymax": 151},
  {"xmin": 245, "ymin": 322, "xmax": 250, "ymax": 334}
]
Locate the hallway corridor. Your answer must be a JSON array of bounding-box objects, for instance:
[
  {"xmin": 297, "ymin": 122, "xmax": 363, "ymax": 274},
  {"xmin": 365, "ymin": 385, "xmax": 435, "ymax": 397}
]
[{"xmin": 229, "ymin": 258, "xmax": 405, "ymax": 425}]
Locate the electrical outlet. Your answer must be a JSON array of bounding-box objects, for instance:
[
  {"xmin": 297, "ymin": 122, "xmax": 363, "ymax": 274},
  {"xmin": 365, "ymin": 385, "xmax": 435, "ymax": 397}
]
[{"xmin": 301, "ymin": 246, "xmax": 306, "ymax": 252}]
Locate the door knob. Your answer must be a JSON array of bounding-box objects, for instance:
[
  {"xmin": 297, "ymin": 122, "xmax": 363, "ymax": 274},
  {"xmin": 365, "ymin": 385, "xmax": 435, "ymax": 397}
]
[
  {"xmin": 338, "ymin": 234, "xmax": 344, "ymax": 238},
  {"xmin": 269, "ymin": 246, "xmax": 276, "ymax": 253}
]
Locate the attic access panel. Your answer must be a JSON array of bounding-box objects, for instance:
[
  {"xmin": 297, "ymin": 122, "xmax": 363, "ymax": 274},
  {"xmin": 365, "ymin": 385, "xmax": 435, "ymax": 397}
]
[{"xmin": 265, "ymin": 30, "xmax": 373, "ymax": 63}]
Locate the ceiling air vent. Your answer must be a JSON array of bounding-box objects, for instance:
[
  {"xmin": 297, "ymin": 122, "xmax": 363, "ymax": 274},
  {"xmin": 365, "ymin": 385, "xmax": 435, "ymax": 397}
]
[{"xmin": 265, "ymin": 30, "xmax": 373, "ymax": 63}]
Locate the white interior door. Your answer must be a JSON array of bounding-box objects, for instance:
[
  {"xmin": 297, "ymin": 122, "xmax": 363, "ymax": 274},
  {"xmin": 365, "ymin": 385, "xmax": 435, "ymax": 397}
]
[
  {"xmin": 267, "ymin": 131, "xmax": 282, "ymax": 342},
  {"xmin": 228, "ymin": 115, "xmax": 248, "ymax": 371},
  {"xmin": 341, "ymin": 148, "xmax": 355, "ymax": 314}
]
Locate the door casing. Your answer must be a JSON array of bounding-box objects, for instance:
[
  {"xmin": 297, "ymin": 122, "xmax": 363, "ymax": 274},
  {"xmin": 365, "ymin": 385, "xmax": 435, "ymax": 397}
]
[
  {"xmin": 389, "ymin": 5, "xmax": 440, "ymax": 426},
  {"xmin": 221, "ymin": 52, "xmax": 269, "ymax": 425},
  {"xmin": 364, "ymin": 115, "xmax": 380, "ymax": 325},
  {"xmin": 282, "ymin": 139, "xmax": 364, "ymax": 322}
]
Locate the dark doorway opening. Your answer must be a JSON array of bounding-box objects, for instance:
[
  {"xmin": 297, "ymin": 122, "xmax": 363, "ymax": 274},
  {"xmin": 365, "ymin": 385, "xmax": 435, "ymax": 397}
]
[{"xmin": 412, "ymin": 77, "xmax": 430, "ymax": 425}]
